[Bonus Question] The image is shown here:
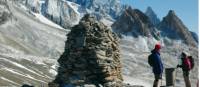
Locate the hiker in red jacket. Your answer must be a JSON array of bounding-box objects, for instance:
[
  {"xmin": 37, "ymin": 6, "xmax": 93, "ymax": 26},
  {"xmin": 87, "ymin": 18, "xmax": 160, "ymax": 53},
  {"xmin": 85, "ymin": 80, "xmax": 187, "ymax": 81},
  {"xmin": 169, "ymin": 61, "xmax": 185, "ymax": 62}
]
[{"xmin": 177, "ymin": 52, "xmax": 192, "ymax": 87}]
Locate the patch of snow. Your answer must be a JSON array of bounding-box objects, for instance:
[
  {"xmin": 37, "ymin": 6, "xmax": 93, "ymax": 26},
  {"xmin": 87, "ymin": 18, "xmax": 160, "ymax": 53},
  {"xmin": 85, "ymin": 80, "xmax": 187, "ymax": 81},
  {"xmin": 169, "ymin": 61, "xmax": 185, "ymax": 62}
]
[
  {"xmin": 100, "ymin": 18, "xmax": 114, "ymax": 27},
  {"xmin": 0, "ymin": 77, "xmax": 20, "ymax": 86},
  {"xmin": 33, "ymin": 13, "xmax": 64, "ymax": 29},
  {"xmin": 0, "ymin": 57, "xmax": 46, "ymax": 78},
  {"xmin": 19, "ymin": 4, "xmax": 28, "ymax": 11},
  {"xmin": 3, "ymin": 68, "xmax": 48, "ymax": 83},
  {"xmin": 123, "ymin": 76, "xmax": 152, "ymax": 87},
  {"xmin": 65, "ymin": 1, "xmax": 80, "ymax": 15},
  {"xmin": 121, "ymin": 36, "xmax": 150, "ymax": 52},
  {"xmin": 49, "ymin": 69, "xmax": 57, "ymax": 76},
  {"xmin": 0, "ymin": 53, "xmax": 55, "ymax": 65},
  {"xmin": 26, "ymin": 74, "xmax": 47, "ymax": 83},
  {"xmin": 65, "ymin": 0, "xmax": 81, "ymax": 25}
]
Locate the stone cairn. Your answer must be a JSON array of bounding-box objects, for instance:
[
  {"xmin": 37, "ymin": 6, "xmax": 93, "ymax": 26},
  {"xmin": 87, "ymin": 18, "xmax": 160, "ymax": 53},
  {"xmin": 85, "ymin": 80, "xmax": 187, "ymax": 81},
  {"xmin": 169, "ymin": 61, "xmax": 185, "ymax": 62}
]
[{"xmin": 49, "ymin": 14, "xmax": 123, "ymax": 87}]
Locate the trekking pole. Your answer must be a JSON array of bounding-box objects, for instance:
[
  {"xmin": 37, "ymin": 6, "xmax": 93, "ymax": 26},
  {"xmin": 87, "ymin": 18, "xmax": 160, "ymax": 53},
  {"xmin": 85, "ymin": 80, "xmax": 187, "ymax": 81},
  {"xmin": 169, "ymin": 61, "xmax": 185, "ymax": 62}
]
[
  {"xmin": 161, "ymin": 73, "xmax": 163, "ymax": 87},
  {"xmin": 161, "ymin": 77, "xmax": 162, "ymax": 86}
]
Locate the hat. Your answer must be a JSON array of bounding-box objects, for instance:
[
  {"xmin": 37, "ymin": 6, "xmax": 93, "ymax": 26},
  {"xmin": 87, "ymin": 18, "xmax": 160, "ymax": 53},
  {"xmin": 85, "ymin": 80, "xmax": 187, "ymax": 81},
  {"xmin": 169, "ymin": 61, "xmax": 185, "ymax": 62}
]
[
  {"xmin": 182, "ymin": 51, "xmax": 190, "ymax": 57},
  {"xmin": 155, "ymin": 44, "xmax": 161, "ymax": 50}
]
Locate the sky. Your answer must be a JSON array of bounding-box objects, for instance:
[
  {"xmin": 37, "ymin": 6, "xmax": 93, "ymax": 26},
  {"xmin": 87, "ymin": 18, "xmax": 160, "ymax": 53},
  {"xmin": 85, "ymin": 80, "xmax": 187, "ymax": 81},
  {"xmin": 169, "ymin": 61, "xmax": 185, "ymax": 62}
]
[{"xmin": 120, "ymin": 0, "xmax": 198, "ymax": 35}]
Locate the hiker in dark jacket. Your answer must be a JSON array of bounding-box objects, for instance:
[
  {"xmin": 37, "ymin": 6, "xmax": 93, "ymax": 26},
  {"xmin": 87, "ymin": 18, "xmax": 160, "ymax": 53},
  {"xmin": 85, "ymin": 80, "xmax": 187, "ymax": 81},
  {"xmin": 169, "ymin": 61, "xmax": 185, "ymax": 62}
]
[
  {"xmin": 177, "ymin": 52, "xmax": 191, "ymax": 87},
  {"xmin": 151, "ymin": 44, "xmax": 163, "ymax": 87}
]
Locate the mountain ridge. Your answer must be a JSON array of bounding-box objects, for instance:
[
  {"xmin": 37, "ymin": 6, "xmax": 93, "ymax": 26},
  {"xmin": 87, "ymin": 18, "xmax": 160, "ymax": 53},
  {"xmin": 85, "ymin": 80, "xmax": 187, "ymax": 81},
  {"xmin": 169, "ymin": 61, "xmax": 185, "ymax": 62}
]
[
  {"xmin": 158, "ymin": 10, "xmax": 197, "ymax": 46},
  {"xmin": 145, "ymin": 6, "xmax": 160, "ymax": 26}
]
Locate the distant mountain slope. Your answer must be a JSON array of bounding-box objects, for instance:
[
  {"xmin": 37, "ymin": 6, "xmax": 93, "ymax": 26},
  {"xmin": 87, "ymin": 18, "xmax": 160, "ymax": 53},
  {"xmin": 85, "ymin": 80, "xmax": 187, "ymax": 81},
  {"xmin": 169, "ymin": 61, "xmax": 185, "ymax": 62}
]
[
  {"xmin": 0, "ymin": 0, "xmax": 67, "ymax": 86},
  {"xmin": 158, "ymin": 10, "xmax": 197, "ymax": 46},
  {"xmin": 190, "ymin": 31, "xmax": 198, "ymax": 43},
  {"xmin": 145, "ymin": 6, "xmax": 160, "ymax": 26},
  {"xmin": 112, "ymin": 7, "xmax": 156, "ymax": 37}
]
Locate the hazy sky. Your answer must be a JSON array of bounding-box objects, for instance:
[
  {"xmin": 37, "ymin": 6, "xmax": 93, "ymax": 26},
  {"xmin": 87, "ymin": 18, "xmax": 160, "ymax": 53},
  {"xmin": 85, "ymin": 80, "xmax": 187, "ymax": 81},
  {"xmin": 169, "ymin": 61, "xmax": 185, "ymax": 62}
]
[{"xmin": 120, "ymin": 0, "xmax": 198, "ymax": 35}]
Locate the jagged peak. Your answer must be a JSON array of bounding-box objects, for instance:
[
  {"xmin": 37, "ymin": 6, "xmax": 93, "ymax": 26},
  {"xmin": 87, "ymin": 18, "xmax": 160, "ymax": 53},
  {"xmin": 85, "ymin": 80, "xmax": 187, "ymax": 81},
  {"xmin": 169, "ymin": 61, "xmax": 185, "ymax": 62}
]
[
  {"xmin": 166, "ymin": 10, "xmax": 177, "ymax": 18},
  {"xmin": 126, "ymin": 6, "xmax": 133, "ymax": 11},
  {"xmin": 145, "ymin": 6, "xmax": 160, "ymax": 25},
  {"xmin": 162, "ymin": 10, "xmax": 181, "ymax": 24},
  {"xmin": 145, "ymin": 6, "xmax": 154, "ymax": 14},
  {"xmin": 168, "ymin": 10, "xmax": 176, "ymax": 15},
  {"xmin": 145, "ymin": 6, "xmax": 157, "ymax": 17},
  {"xmin": 159, "ymin": 10, "xmax": 197, "ymax": 46},
  {"xmin": 122, "ymin": 7, "xmax": 151, "ymax": 24}
]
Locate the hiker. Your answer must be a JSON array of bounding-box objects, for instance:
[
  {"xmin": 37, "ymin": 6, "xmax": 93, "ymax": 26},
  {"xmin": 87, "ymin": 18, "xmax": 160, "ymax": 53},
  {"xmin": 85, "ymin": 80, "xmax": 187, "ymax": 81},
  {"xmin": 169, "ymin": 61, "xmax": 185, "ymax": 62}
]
[
  {"xmin": 148, "ymin": 44, "xmax": 164, "ymax": 87},
  {"xmin": 177, "ymin": 52, "xmax": 193, "ymax": 87}
]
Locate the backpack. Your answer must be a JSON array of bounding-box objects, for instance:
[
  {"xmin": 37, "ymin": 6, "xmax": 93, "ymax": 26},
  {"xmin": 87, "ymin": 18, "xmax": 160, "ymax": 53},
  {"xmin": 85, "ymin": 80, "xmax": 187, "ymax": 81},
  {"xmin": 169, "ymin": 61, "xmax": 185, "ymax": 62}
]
[
  {"xmin": 148, "ymin": 54, "xmax": 154, "ymax": 67},
  {"xmin": 183, "ymin": 57, "xmax": 192, "ymax": 70},
  {"xmin": 188, "ymin": 56, "xmax": 194, "ymax": 69}
]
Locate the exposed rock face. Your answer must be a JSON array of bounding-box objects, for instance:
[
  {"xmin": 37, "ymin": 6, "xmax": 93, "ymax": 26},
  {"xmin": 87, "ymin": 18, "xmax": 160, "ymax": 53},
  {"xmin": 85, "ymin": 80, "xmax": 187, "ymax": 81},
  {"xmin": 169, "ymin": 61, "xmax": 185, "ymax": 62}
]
[
  {"xmin": 145, "ymin": 6, "xmax": 160, "ymax": 26},
  {"xmin": 25, "ymin": 0, "xmax": 41, "ymax": 13},
  {"xmin": 158, "ymin": 10, "xmax": 197, "ymax": 46},
  {"xmin": 112, "ymin": 7, "xmax": 155, "ymax": 37},
  {"xmin": 0, "ymin": 0, "xmax": 12, "ymax": 24},
  {"xmin": 43, "ymin": 0, "xmax": 80, "ymax": 28},
  {"xmin": 23, "ymin": 0, "xmax": 125, "ymax": 28},
  {"xmin": 49, "ymin": 14, "xmax": 123, "ymax": 87},
  {"xmin": 67, "ymin": 0, "xmax": 123, "ymax": 19},
  {"xmin": 190, "ymin": 31, "xmax": 198, "ymax": 43}
]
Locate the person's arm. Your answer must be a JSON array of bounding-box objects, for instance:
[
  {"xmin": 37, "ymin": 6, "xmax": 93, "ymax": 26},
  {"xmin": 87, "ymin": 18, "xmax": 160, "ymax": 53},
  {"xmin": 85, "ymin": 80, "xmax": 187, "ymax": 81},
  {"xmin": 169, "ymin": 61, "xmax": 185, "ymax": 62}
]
[
  {"xmin": 177, "ymin": 64, "xmax": 183, "ymax": 68},
  {"xmin": 158, "ymin": 55, "xmax": 163, "ymax": 73},
  {"xmin": 154, "ymin": 54, "xmax": 163, "ymax": 74},
  {"xmin": 177, "ymin": 58, "xmax": 183, "ymax": 68}
]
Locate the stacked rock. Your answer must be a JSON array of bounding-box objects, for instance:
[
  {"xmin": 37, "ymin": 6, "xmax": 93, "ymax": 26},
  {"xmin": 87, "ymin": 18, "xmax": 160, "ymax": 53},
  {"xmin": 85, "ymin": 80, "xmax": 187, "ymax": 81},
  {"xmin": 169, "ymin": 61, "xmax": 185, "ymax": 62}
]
[{"xmin": 49, "ymin": 14, "xmax": 123, "ymax": 87}]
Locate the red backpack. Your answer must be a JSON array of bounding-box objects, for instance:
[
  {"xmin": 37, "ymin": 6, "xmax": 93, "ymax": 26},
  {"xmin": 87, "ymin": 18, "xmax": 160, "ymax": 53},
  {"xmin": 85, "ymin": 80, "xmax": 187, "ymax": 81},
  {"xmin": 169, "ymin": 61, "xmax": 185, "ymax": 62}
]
[{"xmin": 183, "ymin": 57, "xmax": 192, "ymax": 70}]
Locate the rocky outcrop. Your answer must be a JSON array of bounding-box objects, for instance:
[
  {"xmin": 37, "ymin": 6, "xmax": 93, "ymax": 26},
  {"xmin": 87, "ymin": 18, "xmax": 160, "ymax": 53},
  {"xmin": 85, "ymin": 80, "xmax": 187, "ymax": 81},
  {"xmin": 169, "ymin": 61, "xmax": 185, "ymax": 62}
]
[
  {"xmin": 145, "ymin": 7, "xmax": 160, "ymax": 26},
  {"xmin": 43, "ymin": 0, "xmax": 80, "ymax": 28},
  {"xmin": 25, "ymin": 0, "xmax": 40, "ymax": 13},
  {"xmin": 68, "ymin": 0, "xmax": 123, "ymax": 19},
  {"xmin": 0, "ymin": 0, "xmax": 12, "ymax": 24},
  {"xmin": 190, "ymin": 31, "xmax": 198, "ymax": 43},
  {"xmin": 49, "ymin": 14, "xmax": 123, "ymax": 87},
  {"xmin": 23, "ymin": 0, "xmax": 125, "ymax": 28},
  {"xmin": 112, "ymin": 7, "xmax": 155, "ymax": 37},
  {"xmin": 158, "ymin": 10, "xmax": 197, "ymax": 46}
]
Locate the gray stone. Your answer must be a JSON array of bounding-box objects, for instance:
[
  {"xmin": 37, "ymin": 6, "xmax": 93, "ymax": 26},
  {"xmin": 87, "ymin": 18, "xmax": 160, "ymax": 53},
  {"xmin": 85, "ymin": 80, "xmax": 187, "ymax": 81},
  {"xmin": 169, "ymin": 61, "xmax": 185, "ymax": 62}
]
[{"xmin": 49, "ymin": 14, "xmax": 123, "ymax": 87}]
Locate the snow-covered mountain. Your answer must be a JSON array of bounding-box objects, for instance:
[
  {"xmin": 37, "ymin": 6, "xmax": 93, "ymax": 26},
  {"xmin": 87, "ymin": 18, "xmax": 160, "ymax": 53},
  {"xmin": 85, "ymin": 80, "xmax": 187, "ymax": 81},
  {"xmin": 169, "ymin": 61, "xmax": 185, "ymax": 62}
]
[
  {"xmin": 67, "ymin": 0, "xmax": 123, "ymax": 19},
  {"xmin": 42, "ymin": 0, "xmax": 81, "ymax": 28},
  {"xmin": 0, "ymin": 0, "xmax": 68, "ymax": 86},
  {"xmin": 158, "ymin": 10, "xmax": 197, "ymax": 46},
  {"xmin": 22, "ymin": 0, "xmax": 125, "ymax": 28},
  {"xmin": 145, "ymin": 6, "xmax": 160, "ymax": 26}
]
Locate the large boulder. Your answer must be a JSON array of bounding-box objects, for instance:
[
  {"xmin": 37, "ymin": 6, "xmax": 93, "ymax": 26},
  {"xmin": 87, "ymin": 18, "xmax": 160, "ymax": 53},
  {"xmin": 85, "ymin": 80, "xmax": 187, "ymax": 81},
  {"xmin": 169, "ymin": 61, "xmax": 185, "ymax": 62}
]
[{"xmin": 49, "ymin": 14, "xmax": 123, "ymax": 87}]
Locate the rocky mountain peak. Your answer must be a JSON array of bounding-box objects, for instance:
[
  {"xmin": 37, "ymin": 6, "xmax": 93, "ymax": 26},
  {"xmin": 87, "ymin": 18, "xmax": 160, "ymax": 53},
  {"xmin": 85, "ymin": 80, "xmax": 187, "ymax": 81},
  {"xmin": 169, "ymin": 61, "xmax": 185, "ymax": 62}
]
[
  {"xmin": 145, "ymin": 6, "xmax": 160, "ymax": 25},
  {"xmin": 112, "ymin": 7, "xmax": 154, "ymax": 37},
  {"xmin": 146, "ymin": 7, "xmax": 153, "ymax": 13},
  {"xmin": 163, "ymin": 10, "xmax": 180, "ymax": 23},
  {"xmin": 158, "ymin": 10, "xmax": 197, "ymax": 46},
  {"xmin": 168, "ymin": 10, "xmax": 176, "ymax": 16}
]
